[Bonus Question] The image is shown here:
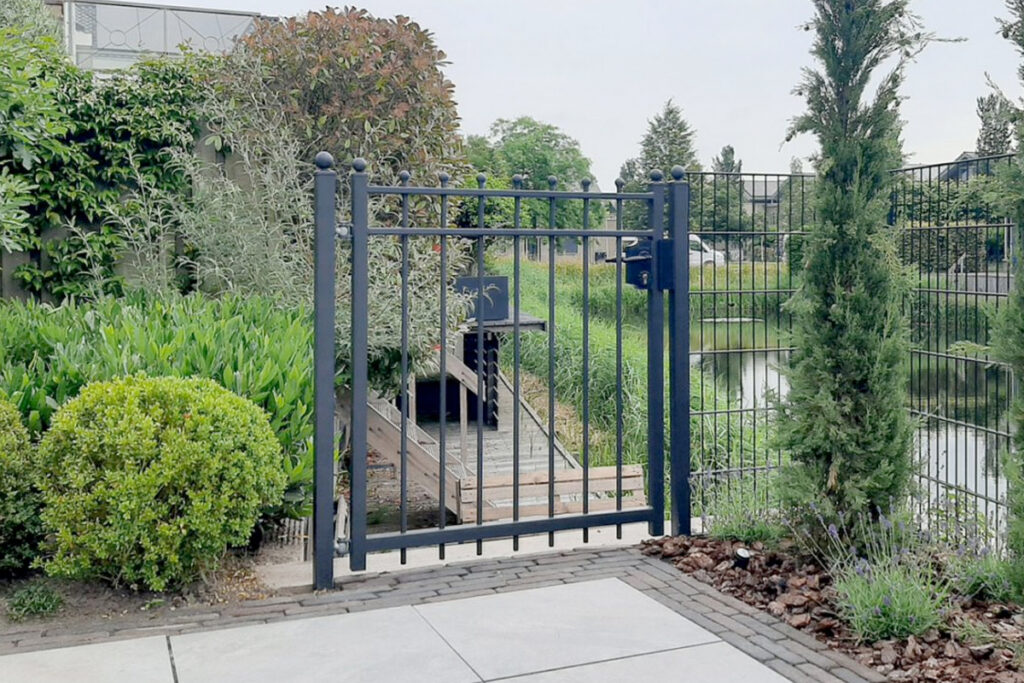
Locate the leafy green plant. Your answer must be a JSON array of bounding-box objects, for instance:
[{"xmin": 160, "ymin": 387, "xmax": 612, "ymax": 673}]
[
  {"xmin": 0, "ymin": 29, "xmax": 203, "ymax": 299},
  {"xmin": 0, "ymin": 0, "xmax": 63, "ymax": 45},
  {"xmin": 834, "ymin": 559, "xmax": 948, "ymax": 643},
  {"xmin": 701, "ymin": 481, "xmax": 786, "ymax": 546},
  {"xmin": 794, "ymin": 508, "xmax": 949, "ymax": 642},
  {"xmin": 5, "ymin": 583, "xmax": 62, "ymax": 622},
  {"xmin": 0, "ymin": 396, "xmax": 41, "ymax": 577},
  {"xmin": 946, "ymin": 551, "xmax": 1023, "ymax": 605},
  {"xmin": 36, "ymin": 375, "xmax": 285, "ymax": 591},
  {"xmin": 0, "ymin": 292, "xmax": 315, "ymax": 522}
]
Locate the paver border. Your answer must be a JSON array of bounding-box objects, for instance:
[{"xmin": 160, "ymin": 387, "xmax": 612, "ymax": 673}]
[{"xmin": 0, "ymin": 547, "xmax": 883, "ymax": 683}]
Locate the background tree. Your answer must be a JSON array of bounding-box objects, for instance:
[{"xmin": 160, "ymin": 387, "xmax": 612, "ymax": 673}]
[
  {"xmin": 711, "ymin": 145, "xmax": 742, "ymax": 174},
  {"xmin": 775, "ymin": 0, "xmax": 920, "ymax": 524},
  {"xmin": 466, "ymin": 117, "xmax": 600, "ymax": 232},
  {"xmin": 697, "ymin": 145, "xmax": 746, "ymax": 239},
  {"xmin": 977, "ymin": 93, "xmax": 1012, "ymax": 155},
  {"xmin": 239, "ymin": 8, "xmax": 463, "ymax": 188},
  {"xmin": 619, "ymin": 100, "xmax": 700, "ymax": 227}
]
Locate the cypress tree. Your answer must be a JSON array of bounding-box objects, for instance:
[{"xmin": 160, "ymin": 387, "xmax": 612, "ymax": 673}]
[
  {"xmin": 993, "ymin": 1, "xmax": 1024, "ymax": 560},
  {"xmin": 775, "ymin": 0, "xmax": 923, "ymax": 522}
]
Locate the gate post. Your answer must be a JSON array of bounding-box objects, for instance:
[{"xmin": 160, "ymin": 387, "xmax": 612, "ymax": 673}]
[
  {"xmin": 349, "ymin": 158, "xmax": 370, "ymax": 572},
  {"xmin": 668, "ymin": 166, "xmax": 692, "ymax": 536},
  {"xmin": 647, "ymin": 170, "xmax": 666, "ymax": 537},
  {"xmin": 313, "ymin": 152, "xmax": 337, "ymax": 589}
]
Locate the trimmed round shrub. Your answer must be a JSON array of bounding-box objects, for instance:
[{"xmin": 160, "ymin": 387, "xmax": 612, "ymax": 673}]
[
  {"xmin": 0, "ymin": 397, "xmax": 41, "ymax": 577},
  {"xmin": 37, "ymin": 375, "xmax": 286, "ymax": 591}
]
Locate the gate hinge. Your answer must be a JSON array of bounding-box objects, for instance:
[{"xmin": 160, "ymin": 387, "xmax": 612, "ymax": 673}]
[{"xmin": 606, "ymin": 238, "xmax": 675, "ymax": 291}]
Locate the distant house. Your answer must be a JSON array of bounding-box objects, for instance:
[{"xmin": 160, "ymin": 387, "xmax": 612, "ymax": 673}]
[
  {"xmin": 740, "ymin": 177, "xmax": 784, "ymax": 221},
  {"xmin": 43, "ymin": 0, "xmax": 259, "ymax": 71}
]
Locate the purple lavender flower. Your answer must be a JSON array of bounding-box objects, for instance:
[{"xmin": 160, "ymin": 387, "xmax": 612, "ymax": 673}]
[
  {"xmin": 879, "ymin": 513, "xmax": 892, "ymax": 531},
  {"xmin": 873, "ymin": 607, "xmax": 882, "ymax": 617},
  {"xmin": 828, "ymin": 523, "xmax": 839, "ymax": 540},
  {"xmin": 882, "ymin": 595, "xmax": 892, "ymax": 607}
]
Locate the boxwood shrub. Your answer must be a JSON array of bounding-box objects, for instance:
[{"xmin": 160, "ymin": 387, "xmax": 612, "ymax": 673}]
[
  {"xmin": 0, "ymin": 397, "xmax": 41, "ymax": 577},
  {"xmin": 36, "ymin": 375, "xmax": 285, "ymax": 591}
]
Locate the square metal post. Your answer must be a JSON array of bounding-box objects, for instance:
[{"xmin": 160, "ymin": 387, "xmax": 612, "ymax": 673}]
[
  {"xmin": 668, "ymin": 168, "xmax": 692, "ymax": 536},
  {"xmin": 313, "ymin": 152, "xmax": 337, "ymax": 590},
  {"xmin": 349, "ymin": 159, "xmax": 370, "ymax": 572},
  {"xmin": 647, "ymin": 171, "xmax": 666, "ymax": 537}
]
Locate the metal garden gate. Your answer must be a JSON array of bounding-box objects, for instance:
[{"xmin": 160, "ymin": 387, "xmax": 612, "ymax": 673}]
[{"xmin": 311, "ymin": 152, "xmax": 692, "ymax": 589}]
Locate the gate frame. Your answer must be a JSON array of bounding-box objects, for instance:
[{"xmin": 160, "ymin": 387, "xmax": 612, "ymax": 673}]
[{"xmin": 311, "ymin": 153, "xmax": 691, "ymax": 589}]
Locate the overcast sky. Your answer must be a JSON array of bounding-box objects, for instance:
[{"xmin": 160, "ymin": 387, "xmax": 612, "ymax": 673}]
[{"xmin": 178, "ymin": 0, "xmax": 1021, "ymax": 187}]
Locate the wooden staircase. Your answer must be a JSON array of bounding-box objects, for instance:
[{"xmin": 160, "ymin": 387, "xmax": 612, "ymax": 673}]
[{"xmin": 358, "ymin": 352, "xmax": 647, "ymax": 522}]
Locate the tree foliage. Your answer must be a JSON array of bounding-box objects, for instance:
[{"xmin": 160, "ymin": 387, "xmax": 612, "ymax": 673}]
[
  {"xmin": 465, "ymin": 117, "xmax": 599, "ymax": 231},
  {"xmin": 238, "ymin": 8, "xmax": 463, "ymax": 187},
  {"xmin": 619, "ymin": 100, "xmax": 700, "ymax": 227},
  {"xmin": 775, "ymin": 0, "xmax": 919, "ymax": 524},
  {"xmin": 712, "ymin": 145, "xmax": 742, "ymax": 174},
  {"xmin": 992, "ymin": 0, "xmax": 1024, "ymax": 562},
  {"xmin": 977, "ymin": 93, "xmax": 1012, "ymax": 156}
]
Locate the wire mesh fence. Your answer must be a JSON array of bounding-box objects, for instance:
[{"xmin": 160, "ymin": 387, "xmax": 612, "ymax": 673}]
[{"xmin": 890, "ymin": 154, "xmax": 1016, "ymax": 549}]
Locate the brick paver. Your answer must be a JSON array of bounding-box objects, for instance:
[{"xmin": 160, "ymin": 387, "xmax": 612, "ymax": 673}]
[{"xmin": 0, "ymin": 546, "xmax": 883, "ymax": 682}]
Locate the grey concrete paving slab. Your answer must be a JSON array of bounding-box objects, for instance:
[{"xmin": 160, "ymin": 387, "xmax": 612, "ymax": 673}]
[
  {"xmin": 499, "ymin": 642, "xmax": 792, "ymax": 682},
  {"xmin": 0, "ymin": 636, "xmax": 173, "ymax": 683},
  {"xmin": 414, "ymin": 577, "xmax": 719, "ymax": 680},
  {"xmin": 170, "ymin": 605, "xmax": 480, "ymax": 683}
]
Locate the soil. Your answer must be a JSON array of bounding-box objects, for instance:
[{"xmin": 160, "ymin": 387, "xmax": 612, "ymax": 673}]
[
  {"xmin": 0, "ymin": 552, "xmax": 273, "ymax": 630},
  {"xmin": 642, "ymin": 535, "xmax": 1024, "ymax": 682}
]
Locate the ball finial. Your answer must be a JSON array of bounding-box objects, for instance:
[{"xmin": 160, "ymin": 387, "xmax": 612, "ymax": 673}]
[
  {"xmin": 438, "ymin": 171, "xmax": 450, "ymax": 186},
  {"xmin": 399, "ymin": 170, "xmax": 411, "ymax": 184},
  {"xmin": 476, "ymin": 172, "xmax": 487, "ymax": 188},
  {"xmin": 547, "ymin": 175, "xmax": 558, "ymax": 189},
  {"xmin": 614, "ymin": 178, "xmax": 625, "ymax": 191},
  {"xmin": 315, "ymin": 151, "xmax": 334, "ymax": 170},
  {"xmin": 512, "ymin": 174, "xmax": 523, "ymax": 188},
  {"xmin": 581, "ymin": 178, "xmax": 591, "ymax": 190},
  {"xmin": 670, "ymin": 165, "xmax": 685, "ymax": 181},
  {"xmin": 649, "ymin": 169, "xmax": 664, "ymax": 182},
  {"xmin": 352, "ymin": 157, "xmax": 368, "ymax": 173}
]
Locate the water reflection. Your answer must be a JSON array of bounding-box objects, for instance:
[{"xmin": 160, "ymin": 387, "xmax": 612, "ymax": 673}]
[{"xmin": 691, "ymin": 321, "xmax": 1011, "ymax": 511}]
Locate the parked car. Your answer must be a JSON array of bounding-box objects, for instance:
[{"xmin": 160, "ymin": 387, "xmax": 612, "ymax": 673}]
[
  {"xmin": 616, "ymin": 235, "xmax": 727, "ymax": 267},
  {"xmin": 689, "ymin": 235, "xmax": 726, "ymax": 267}
]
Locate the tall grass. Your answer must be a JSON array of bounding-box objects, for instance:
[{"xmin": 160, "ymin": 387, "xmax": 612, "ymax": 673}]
[{"xmin": 492, "ymin": 258, "xmax": 766, "ymax": 483}]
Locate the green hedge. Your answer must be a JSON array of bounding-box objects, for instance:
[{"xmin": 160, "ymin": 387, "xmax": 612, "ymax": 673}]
[
  {"xmin": 0, "ymin": 396, "xmax": 40, "ymax": 577},
  {"xmin": 0, "ymin": 292, "xmax": 313, "ymax": 519},
  {"xmin": 37, "ymin": 375, "xmax": 285, "ymax": 591}
]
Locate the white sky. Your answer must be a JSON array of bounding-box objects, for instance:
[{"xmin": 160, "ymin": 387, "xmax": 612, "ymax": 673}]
[{"xmin": 167, "ymin": 0, "xmax": 1022, "ymax": 187}]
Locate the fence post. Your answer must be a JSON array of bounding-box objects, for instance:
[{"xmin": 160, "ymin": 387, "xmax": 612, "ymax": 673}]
[
  {"xmin": 349, "ymin": 158, "xmax": 370, "ymax": 572},
  {"xmin": 313, "ymin": 151, "xmax": 337, "ymax": 590},
  {"xmin": 668, "ymin": 166, "xmax": 691, "ymax": 536},
  {"xmin": 647, "ymin": 170, "xmax": 666, "ymax": 537}
]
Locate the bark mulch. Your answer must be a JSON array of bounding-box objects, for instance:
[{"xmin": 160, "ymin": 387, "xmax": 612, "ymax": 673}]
[{"xmin": 642, "ymin": 535, "xmax": 1024, "ymax": 683}]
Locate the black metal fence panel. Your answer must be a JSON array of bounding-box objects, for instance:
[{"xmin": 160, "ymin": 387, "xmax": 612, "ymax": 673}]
[
  {"xmin": 313, "ymin": 154, "xmax": 693, "ymax": 587},
  {"xmin": 890, "ymin": 154, "xmax": 1016, "ymax": 549}
]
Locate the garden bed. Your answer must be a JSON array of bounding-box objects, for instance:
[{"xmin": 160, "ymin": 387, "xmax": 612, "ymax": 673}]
[{"xmin": 643, "ymin": 535, "xmax": 1024, "ymax": 682}]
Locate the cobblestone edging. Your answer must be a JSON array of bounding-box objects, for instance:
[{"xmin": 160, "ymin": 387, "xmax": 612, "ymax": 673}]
[{"xmin": 0, "ymin": 547, "xmax": 883, "ymax": 683}]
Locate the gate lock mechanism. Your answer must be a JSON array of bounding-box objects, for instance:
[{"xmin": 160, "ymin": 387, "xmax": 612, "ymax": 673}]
[{"xmin": 606, "ymin": 238, "xmax": 676, "ymax": 291}]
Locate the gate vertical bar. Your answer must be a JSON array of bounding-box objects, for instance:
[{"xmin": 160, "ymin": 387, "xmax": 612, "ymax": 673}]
[
  {"xmin": 313, "ymin": 152, "xmax": 337, "ymax": 590},
  {"xmin": 668, "ymin": 167, "xmax": 691, "ymax": 536},
  {"xmin": 647, "ymin": 170, "xmax": 666, "ymax": 537},
  {"xmin": 349, "ymin": 158, "xmax": 370, "ymax": 572}
]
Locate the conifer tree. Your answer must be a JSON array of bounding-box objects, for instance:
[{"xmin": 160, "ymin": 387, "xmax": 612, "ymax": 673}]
[
  {"xmin": 775, "ymin": 0, "xmax": 922, "ymax": 522},
  {"xmin": 976, "ymin": 93, "xmax": 1012, "ymax": 155}
]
